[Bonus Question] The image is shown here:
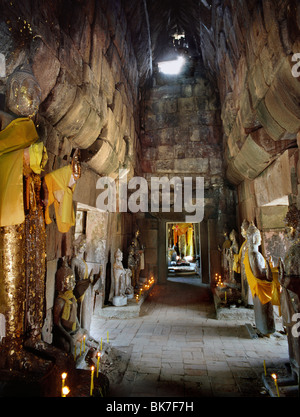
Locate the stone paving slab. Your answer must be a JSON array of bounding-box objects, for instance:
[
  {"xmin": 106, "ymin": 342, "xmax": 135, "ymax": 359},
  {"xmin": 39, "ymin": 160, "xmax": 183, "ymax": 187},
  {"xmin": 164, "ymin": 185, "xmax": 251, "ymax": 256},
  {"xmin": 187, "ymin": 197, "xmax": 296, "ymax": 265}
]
[{"xmin": 90, "ymin": 278, "xmax": 290, "ymax": 397}]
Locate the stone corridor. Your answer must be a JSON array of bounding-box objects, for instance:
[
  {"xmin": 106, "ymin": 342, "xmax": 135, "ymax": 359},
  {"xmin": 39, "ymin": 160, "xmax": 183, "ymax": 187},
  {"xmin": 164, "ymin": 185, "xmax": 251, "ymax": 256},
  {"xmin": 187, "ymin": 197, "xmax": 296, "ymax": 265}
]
[{"xmin": 90, "ymin": 278, "xmax": 289, "ymax": 397}]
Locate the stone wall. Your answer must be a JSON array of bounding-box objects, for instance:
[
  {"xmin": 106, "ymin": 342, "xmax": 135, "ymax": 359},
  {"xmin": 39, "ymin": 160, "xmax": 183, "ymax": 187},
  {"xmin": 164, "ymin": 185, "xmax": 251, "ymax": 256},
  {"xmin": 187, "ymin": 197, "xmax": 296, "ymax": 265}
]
[
  {"xmin": 0, "ymin": 0, "xmax": 151, "ymax": 336},
  {"xmin": 200, "ymin": 0, "xmax": 300, "ymax": 251}
]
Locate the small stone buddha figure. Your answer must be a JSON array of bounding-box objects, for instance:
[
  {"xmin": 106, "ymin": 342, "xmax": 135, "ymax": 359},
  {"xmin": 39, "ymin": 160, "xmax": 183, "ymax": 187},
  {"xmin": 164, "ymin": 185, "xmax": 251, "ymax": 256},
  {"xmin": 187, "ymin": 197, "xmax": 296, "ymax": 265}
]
[
  {"xmin": 112, "ymin": 249, "xmax": 127, "ymax": 306},
  {"xmin": 243, "ymin": 222, "xmax": 275, "ymax": 335},
  {"xmin": 278, "ymin": 204, "xmax": 300, "ymax": 380},
  {"xmin": 53, "ymin": 259, "xmax": 87, "ymax": 354}
]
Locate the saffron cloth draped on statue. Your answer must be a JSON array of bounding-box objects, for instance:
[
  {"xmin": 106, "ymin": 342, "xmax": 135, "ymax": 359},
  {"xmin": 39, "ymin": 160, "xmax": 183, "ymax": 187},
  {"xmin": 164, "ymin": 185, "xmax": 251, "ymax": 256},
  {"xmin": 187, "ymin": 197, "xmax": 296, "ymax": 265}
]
[
  {"xmin": 243, "ymin": 248, "xmax": 280, "ymax": 308},
  {"xmin": 44, "ymin": 164, "xmax": 76, "ymax": 233},
  {"xmin": 0, "ymin": 117, "xmax": 39, "ymax": 227}
]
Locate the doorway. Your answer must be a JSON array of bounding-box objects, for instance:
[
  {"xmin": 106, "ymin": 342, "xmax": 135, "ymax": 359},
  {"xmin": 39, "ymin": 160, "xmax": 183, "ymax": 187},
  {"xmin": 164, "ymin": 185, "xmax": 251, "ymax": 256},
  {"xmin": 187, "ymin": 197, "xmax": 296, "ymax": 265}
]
[{"xmin": 166, "ymin": 222, "xmax": 201, "ymax": 278}]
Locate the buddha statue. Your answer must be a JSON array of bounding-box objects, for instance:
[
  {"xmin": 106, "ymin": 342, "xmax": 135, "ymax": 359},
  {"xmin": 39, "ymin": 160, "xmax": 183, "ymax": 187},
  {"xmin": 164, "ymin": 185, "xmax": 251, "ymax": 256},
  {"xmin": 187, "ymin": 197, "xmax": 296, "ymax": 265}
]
[
  {"xmin": 238, "ymin": 220, "xmax": 254, "ymax": 306},
  {"xmin": 132, "ymin": 229, "xmax": 145, "ymax": 288},
  {"xmin": 228, "ymin": 229, "xmax": 240, "ymax": 285},
  {"xmin": 128, "ymin": 243, "xmax": 137, "ymax": 288},
  {"xmin": 243, "ymin": 222, "xmax": 275, "ymax": 335},
  {"xmin": 278, "ymin": 204, "xmax": 300, "ymax": 381},
  {"xmin": 0, "ymin": 63, "xmax": 48, "ymax": 368},
  {"xmin": 112, "ymin": 249, "xmax": 127, "ymax": 306},
  {"xmin": 53, "ymin": 259, "xmax": 87, "ymax": 354},
  {"xmin": 71, "ymin": 234, "xmax": 94, "ymax": 327}
]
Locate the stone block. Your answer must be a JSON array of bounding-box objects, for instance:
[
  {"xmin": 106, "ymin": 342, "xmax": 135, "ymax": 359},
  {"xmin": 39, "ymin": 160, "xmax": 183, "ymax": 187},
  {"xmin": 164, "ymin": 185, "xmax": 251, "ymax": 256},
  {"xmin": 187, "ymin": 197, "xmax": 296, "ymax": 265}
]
[
  {"xmin": 101, "ymin": 54, "xmax": 116, "ymax": 105},
  {"xmin": 258, "ymin": 206, "xmax": 289, "ymax": 230},
  {"xmin": 55, "ymin": 87, "xmax": 90, "ymax": 138},
  {"xmin": 233, "ymin": 135, "xmax": 271, "ymax": 180},
  {"xmin": 72, "ymin": 108, "xmax": 104, "ymax": 149},
  {"xmin": 254, "ymin": 150, "xmax": 295, "ymax": 207},
  {"xmin": 157, "ymin": 145, "xmax": 175, "ymax": 160},
  {"xmin": 40, "ymin": 68, "xmax": 77, "ymax": 125},
  {"xmin": 59, "ymin": 32, "xmax": 83, "ymax": 85},
  {"xmin": 100, "ymin": 108, "xmax": 120, "ymax": 149},
  {"xmin": 31, "ymin": 38, "xmax": 61, "ymax": 102},
  {"xmin": 178, "ymin": 97, "xmax": 196, "ymax": 113},
  {"xmin": 256, "ymin": 99, "xmax": 285, "ymax": 141},
  {"xmin": 265, "ymin": 79, "xmax": 300, "ymax": 134}
]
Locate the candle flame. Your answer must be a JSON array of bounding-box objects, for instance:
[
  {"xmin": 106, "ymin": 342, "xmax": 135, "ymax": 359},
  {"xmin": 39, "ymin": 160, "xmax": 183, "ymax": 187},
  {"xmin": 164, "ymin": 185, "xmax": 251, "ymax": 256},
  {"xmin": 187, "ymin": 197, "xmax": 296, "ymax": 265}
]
[
  {"xmin": 271, "ymin": 373, "xmax": 277, "ymax": 380},
  {"xmin": 97, "ymin": 352, "xmax": 100, "ymax": 358},
  {"xmin": 61, "ymin": 372, "xmax": 67, "ymax": 380},
  {"xmin": 62, "ymin": 386, "xmax": 70, "ymax": 396},
  {"xmin": 91, "ymin": 366, "xmax": 95, "ymax": 371}
]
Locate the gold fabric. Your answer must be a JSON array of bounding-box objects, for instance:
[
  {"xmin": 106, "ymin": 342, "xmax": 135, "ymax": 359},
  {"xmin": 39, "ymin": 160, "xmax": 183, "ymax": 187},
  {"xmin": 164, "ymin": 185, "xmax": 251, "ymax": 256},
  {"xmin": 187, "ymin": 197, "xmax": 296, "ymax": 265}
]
[
  {"xmin": 44, "ymin": 165, "xmax": 76, "ymax": 233},
  {"xmin": 58, "ymin": 290, "xmax": 77, "ymax": 331},
  {"xmin": 243, "ymin": 248, "xmax": 280, "ymax": 307},
  {"xmin": 0, "ymin": 118, "xmax": 39, "ymax": 227},
  {"xmin": 29, "ymin": 141, "xmax": 48, "ymax": 174},
  {"xmin": 233, "ymin": 240, "xmax": 246, "ymax": 274}
]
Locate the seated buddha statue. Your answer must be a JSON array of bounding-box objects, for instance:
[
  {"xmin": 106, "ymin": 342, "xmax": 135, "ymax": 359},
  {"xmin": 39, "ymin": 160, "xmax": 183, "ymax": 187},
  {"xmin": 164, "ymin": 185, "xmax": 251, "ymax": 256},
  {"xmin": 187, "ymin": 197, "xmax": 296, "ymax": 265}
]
[{"xmin": 53, "ymin": 259, "xmax": 87, "ymax": 354}]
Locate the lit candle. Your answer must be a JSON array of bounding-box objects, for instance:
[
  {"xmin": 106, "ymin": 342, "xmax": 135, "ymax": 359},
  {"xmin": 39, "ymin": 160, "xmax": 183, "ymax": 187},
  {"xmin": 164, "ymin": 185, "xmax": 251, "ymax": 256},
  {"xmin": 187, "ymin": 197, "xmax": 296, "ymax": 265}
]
[
  {"xmin": 263, "ymin": 360, "xmax": 267, "ymax": 376},
  {"xmin": 61, "ymin": 372, "xmax": 67, "ymax": 391},
  {"xmin": 225, "ymin": 291, "xmax": 227, "ymax": 302},
  {"xmin": 62, "ymin": 386, "xmax": 70, "ymax": 397},
  {"xmin": 100, "ymin": 337, "xmax": 102, "ymax": 351},
  {"xmin": 83, "ymin": 335, "xmax": 86, "ymax": 352},
  {"xmin": 96, "ymin": 352, "xmax": 101, "ymax": 378},
  {"xmin": 80, "ymin": 338, "xmax": 82, "ymax": 356},
  {"xmin": 90, "ymin": 366, "xmax": 95, "ymax": 396},
  {"xmin": 107, "ymin": 331, "xmax": 109, "ymax": 343},
  {"xmin": 271, "ymin": 373, "xmax": 280, "ymax": 397}
]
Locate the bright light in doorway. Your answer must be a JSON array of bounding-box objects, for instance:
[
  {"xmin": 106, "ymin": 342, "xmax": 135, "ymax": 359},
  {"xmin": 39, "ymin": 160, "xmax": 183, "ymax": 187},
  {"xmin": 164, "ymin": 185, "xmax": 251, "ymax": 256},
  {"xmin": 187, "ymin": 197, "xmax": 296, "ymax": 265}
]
[{"xmin": 158, "ymin": 56, "xmax": 185, "ymax": 75}]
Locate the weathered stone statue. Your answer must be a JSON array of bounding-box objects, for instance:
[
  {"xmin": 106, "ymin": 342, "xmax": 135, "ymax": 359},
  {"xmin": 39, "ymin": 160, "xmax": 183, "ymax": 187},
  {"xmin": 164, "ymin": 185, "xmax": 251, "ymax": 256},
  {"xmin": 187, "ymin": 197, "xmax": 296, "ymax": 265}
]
[
  {"xmin": 53, "ymin": 259, "xmax": 87, "ymax": 354},
  {"xmin": 243, "ymin": 222, "xmax": 275, "ymax": 335},
  {"xmin": 219, "ymin": 230, "xmax": 231, "ymax": 282},
  {"xmin": 124, "ymin": 269, "xmax": 134, "ymax": 299},
  {"xmin": 71, "ymin": 235, "xmax": 94, "ymax": 326},
  {"xmin": 112, "ymin": 249, "xmax": 127, "ymax": 306},
  {"xmin": 228, "ymin": 229, "xmax": 240, "ymax": 285},
  {"xmin": 132, "ymin": 229, "xmax": 145, "ymax": 288},
  {"xmin": 0, "ymin": 64, "xmax": 48, "ymax": 369},
  {"xmin": 128, "ymin": 243, "xmax": 137, "ymax": 288},
  {"xmin": 278, "ymin": 204, "xmax": 300, "ymax": 381},
  {"xmin": 238, "ymin": 220, "xmax": 253, "ymax": 306}
]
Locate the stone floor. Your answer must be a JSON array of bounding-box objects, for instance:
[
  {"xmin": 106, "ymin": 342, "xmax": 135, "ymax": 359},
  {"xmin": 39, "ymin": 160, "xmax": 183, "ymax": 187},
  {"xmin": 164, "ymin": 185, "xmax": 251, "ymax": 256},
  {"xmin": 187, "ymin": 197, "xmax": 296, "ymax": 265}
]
[{"xmin": 90, "ymin": 276, "xmax": 290, "ymax": 397}]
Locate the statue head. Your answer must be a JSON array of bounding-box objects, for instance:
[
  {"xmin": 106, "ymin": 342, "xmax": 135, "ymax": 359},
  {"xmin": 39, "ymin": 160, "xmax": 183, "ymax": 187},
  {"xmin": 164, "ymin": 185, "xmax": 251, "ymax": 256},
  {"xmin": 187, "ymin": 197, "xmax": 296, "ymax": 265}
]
[
  {"xmin": 229, "ymin": 229, "xmax": 237, "ymax": 242},
  {"xmin": 135, "ymin": 229, "xmax": 140, "ymax": 238},
  {"xmin": 74, "ymin": 234, "xmax": 87, "ymax": 255},
  {"xmin": 246, "ymin": 222, "xmax": 261, "ymax": 247},
  {"xmin": 6, "ymin": 64, "xmax": 41, "ymax": 117},
  {"xmin": 284, "ymin": 204, "xmax": 300, "ymax": 241},
  {"xmin": 241, "ymin": 219, "xmax": 249, "ymax": 239},
  {"xmin": 115, "ymin": 248, "xmax": 123, "ymax": 261},
  {"xmin": 56, "ymin": 260, "xmax": 75, "ymax": 293}
]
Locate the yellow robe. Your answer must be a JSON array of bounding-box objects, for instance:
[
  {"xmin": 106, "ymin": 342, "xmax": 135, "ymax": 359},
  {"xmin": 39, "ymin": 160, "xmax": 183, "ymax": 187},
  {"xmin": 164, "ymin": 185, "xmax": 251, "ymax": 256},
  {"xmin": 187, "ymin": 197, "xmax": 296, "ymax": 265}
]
[
  {"xmin": 0, "ymin": 117, "xmax": 39, "ymax": 226},
  {"xmin": 243, "ymin": 248, "xmax": 280, "ymax": 308},
  {"xmin": 44, "ymin": 164, "xmax": 76, "ymax": 233}
]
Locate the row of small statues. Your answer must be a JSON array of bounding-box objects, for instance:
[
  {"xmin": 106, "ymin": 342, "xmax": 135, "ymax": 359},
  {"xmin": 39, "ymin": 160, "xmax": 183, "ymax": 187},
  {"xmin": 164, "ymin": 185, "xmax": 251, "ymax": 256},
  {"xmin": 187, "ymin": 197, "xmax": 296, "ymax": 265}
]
[{"xmin": 53, "ymin": 229, "xmax": 144, "ymax": 353}]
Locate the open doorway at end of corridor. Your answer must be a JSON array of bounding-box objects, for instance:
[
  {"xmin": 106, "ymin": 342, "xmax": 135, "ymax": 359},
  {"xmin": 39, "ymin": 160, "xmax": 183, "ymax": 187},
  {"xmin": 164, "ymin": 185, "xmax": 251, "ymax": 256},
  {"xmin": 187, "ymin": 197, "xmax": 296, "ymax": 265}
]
[{"xmin": 166, "ymin": 222, "xmax": 201, "ymax": 280}]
